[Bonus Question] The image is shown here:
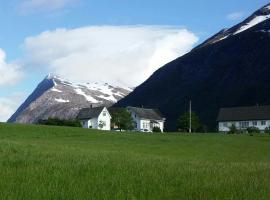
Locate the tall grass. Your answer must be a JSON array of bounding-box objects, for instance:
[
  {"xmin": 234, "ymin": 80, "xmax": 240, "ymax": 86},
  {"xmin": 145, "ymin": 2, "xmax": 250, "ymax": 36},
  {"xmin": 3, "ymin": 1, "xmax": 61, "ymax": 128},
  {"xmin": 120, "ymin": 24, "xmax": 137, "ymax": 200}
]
[{"xmin": 0, "ymin": 123, "xmax": 270, "ymax": 199}]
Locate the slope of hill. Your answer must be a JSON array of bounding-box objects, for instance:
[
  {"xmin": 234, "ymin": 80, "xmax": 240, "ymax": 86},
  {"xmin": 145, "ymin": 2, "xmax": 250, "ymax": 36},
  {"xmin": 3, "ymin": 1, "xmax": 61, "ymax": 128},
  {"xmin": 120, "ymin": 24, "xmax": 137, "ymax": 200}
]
[
  {"xmin": 116, "ymin": 3, "xmax": 270, "ymax": 130},
  {"xmin": 8, "ymin": 74, "xmax": 132, "ymax": 123}
]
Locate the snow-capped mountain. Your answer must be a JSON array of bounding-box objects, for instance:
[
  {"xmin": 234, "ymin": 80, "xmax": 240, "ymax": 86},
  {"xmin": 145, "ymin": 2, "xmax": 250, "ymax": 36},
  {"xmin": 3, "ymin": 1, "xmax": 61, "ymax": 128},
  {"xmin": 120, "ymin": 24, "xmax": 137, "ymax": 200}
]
[
  {"xmin": 116, "ymin": 3, "xmax": 270, "ymax": 130},
  {"xmin": 8, "ymin": 74, "xmax": 132, "ymax": 123},
  {"xmin": 197, "ymin": 3, "xmax": 270, "ymax": 48}
]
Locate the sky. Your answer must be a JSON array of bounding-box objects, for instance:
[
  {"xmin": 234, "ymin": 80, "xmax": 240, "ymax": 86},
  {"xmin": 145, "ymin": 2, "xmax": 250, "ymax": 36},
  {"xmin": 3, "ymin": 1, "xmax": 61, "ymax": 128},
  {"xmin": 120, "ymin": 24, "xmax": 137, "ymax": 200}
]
[{"xmin": 0, "ymin": 0, "xmax": 269, "ymax": 122}]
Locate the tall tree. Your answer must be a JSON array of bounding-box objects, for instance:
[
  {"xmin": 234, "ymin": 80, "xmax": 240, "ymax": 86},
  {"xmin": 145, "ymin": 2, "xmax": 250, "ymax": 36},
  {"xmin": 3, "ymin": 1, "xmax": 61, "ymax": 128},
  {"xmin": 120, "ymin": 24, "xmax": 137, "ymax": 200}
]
[
  {"xmin": 111, "ymin": 108, "xmax": 134, "ymax": 131},
  {"xmin": 177, "ymin": 112, "xmax": 201, "ymax": 132}
]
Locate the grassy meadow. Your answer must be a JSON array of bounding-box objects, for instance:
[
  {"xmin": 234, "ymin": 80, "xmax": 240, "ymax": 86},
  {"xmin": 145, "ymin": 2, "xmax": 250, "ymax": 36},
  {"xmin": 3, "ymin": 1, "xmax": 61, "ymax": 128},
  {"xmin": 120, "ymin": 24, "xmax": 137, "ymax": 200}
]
[{"xmin": 0, "ymin": 123, "xmax": 270, "ymax": 199}]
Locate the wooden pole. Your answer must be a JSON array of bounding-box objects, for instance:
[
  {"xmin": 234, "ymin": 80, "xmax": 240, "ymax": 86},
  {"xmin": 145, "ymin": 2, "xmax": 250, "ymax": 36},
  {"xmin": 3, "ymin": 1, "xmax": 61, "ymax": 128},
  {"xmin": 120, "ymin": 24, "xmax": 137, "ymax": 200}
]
[{"xmin": 189, "ymin": 100, "xmax": 192, "ymax": 133}]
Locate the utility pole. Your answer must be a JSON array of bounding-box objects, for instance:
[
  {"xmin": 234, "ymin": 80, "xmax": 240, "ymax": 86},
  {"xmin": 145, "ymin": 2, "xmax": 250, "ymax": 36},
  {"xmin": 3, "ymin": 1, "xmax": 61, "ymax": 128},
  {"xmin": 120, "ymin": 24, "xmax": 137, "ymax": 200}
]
[{"xmin": 189, "ymin": 100, "xmax": 192, "ymax": 133}]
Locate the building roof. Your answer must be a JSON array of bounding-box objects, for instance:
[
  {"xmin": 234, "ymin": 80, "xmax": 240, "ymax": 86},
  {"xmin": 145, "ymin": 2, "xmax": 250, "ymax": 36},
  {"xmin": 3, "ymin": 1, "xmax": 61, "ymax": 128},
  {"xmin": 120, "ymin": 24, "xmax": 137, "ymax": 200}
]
[
  {"xmin": 127, "ymin": 106, "xmax": 164, "ymax": 121},
  {"xmin": 77, "ymin": 107, "xmax": 105, "ymax": 120},
  {"xmin": 217, "ymin": 106, "xmax": 270, "ymax": 121}
]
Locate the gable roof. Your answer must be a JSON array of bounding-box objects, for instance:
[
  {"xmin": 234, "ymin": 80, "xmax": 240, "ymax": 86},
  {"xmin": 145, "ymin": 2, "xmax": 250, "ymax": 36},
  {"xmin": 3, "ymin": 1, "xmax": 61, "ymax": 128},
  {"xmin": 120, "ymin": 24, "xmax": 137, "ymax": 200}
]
[
  {"xmin": 77, "ymin": 107, "xmax": 105, "ymax": 120},
  {"xmin": 217, "ymin": 106, "xmax": 270, "ymax": 121},
  {"xmin": 127, "ymin": 106, "xmax": 164, "ymax": 121}
]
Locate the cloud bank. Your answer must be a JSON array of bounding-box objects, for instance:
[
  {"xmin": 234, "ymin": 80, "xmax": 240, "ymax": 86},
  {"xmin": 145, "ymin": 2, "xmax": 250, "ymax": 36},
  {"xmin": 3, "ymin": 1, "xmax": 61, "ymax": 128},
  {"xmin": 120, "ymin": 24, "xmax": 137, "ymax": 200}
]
[
  {"xmin": 0, "ymin": 49, "xmax": 23, "ymax": 87},
  {"xmin": 23, "ymin": 26, "xmax": 199, "ymax": 86}
]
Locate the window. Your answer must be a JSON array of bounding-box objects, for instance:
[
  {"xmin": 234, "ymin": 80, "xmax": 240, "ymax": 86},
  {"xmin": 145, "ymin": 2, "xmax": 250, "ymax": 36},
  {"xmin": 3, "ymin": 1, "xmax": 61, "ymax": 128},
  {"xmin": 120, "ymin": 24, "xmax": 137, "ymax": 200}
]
[
  {"xmin": 223, "ymin": 122, "xmax": 228, "ymax": 127},
  {"xmin": 143, "ymin": 122, "xmax": 149, "ymax": 129},
  {"xmin": 103, "ymin": 111, "xmax": 106, "ymax": 116},
  {"xmin": 239, "ymin": 121, "xmax": 249, "ymax": 128},
  {"xmin": 261, "ymin": 121, "xmax": 266, "ymax": 126},
  {"xmin": 252, "ymin": 121, "xmax": 257, "ymax": 126}
]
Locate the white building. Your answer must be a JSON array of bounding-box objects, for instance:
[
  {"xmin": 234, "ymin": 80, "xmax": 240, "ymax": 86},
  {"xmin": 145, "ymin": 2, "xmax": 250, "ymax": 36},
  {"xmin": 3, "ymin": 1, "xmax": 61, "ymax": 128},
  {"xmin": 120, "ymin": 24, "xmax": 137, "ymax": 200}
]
[
  {"xmin": 77, "ymin": 106, "xmax": 111, "ymax": 130},
  {"xmin": 217, "ymin": 106, "xmax": 270, "ymax": 132},
  {"xmin": 127, "ymin": 106, "xmax": 166, "ymax": 132}
]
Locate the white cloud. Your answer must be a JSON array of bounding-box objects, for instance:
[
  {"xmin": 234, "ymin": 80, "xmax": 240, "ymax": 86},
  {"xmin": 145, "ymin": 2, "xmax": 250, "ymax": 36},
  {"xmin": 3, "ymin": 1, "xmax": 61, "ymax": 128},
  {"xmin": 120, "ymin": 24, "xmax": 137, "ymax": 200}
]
[
  {"xmin": 19, "ymin": 0, "xmax": 76, "ymax": 13},
  {"xmin": 0, "ymin": 49, "xmax": 23, "ymax": 87},
  {"xmin": 0, "ymin": 93, "xmax": 26, "ymax": 122},
  {"xmin": 226, "ymin": 12, "xmax": 244, "ymax": 21},
  {"xmin": 23, "ymin": 26, "xmax": 199, "ymax": 86}
]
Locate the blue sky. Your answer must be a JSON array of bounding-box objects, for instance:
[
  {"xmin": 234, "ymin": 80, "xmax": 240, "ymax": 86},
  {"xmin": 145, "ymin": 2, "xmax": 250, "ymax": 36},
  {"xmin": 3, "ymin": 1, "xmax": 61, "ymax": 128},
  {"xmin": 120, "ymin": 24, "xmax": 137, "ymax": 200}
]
[{"xmin": 0, "ymin": 0, "xmax": 269, "ymax": 121}]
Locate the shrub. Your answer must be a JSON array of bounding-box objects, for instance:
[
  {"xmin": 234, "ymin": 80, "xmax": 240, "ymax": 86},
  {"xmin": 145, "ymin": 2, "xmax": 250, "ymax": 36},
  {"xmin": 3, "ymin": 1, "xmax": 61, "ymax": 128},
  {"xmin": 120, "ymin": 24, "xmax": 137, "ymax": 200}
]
[
  {"xmin": 38, "ymin": 118, "xmax": 81, "ymax": 127},
  {"xmin": 152, "ymin": 127, "xmax": 161, "ymax": 133},
  {"xmin": 265, "ymin": 127, "xmax": 270, "ymax": 134},
  {"xmin": 247, "ymin": 127, "xmax": 260, "ymax": 135},
  {"xmin": 228, "ymin": 124, "xmax": 238, "ymax": 134}
]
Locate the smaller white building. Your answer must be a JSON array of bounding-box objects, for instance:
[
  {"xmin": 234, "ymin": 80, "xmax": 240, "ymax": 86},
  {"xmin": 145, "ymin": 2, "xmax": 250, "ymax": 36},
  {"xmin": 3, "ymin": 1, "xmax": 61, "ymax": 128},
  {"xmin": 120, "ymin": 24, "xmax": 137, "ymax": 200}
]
[
  {"xmin": 77, "ymin": 106, "xmax": 111, "ymax": 130},
  {"xmin": 217, "ymin": 106, "xmax": 270, "ymax": 132},
  {"xmin": 127, "ymin": 106, "xmax": 166, "ymax": 132}
]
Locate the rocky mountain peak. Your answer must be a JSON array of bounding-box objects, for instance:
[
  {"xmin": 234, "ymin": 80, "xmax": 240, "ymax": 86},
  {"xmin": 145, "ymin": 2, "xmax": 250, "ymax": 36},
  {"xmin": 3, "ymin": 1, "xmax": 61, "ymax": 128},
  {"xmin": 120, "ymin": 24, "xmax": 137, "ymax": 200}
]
[{"xmin": 8, "ymin": 74, "xmax": 132, "ymax": 123}]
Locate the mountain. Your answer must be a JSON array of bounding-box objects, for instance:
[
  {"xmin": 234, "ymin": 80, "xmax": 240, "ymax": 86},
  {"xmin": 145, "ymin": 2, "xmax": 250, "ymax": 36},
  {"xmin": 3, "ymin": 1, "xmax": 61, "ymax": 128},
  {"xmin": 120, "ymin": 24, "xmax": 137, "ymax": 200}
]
[
  {"xmin": 115, "ymin": 3, "xmax": 270, "ymax": 131},
  {"xmin": 8, "ymin": 74, "xmax": 132, "ymax": 123}
]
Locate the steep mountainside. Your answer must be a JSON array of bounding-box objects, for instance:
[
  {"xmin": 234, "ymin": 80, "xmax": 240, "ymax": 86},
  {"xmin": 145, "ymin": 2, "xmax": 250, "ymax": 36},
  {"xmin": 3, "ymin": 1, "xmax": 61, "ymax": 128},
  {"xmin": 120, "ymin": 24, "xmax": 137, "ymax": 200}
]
[
  {"xmin": 8, "ymin": 74, "xmax": 132, "ymax": 123},
  {"xmin": 116, "ymin": 3, "xmax": 270, "ymax": 131}
]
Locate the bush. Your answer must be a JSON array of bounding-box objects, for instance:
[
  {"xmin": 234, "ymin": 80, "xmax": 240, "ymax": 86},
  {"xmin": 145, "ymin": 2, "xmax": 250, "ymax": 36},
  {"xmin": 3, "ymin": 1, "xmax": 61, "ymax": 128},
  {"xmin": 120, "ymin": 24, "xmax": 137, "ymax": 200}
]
[
  {"xmin": 227, "ymin": 124, "xmax": 238, "ymax": 134},
  {"xmin": 247, "ymin": 127, "xmax": 260, "ymax": 135},
  {"xmin": 152, "ymin": 127, "xmax": 161, "ymax": 133},
  {"xmin": 38, "ymin": 118, "xmax": 81, "ymax": 127},
  {"xmin": 265, "ymin": 127, "xmax": 270, "ymax": 134}
]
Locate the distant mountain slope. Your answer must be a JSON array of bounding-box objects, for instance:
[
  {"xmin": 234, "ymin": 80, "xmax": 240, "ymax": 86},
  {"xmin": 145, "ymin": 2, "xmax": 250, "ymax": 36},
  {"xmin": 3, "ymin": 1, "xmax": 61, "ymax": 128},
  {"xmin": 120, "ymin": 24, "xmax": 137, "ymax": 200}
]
[
  {"xmin": 8, "ymin": 74, "xmax": 132, "ymax": 123},
  {"xmin": 116, "ymin": 3, "xmax": 270, "ymax": 131}
]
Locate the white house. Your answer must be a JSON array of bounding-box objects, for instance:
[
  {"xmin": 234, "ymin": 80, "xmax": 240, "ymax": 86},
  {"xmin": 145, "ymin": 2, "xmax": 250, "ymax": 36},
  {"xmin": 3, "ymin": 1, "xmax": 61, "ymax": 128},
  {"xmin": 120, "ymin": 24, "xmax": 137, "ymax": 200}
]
[
  {"xmin": 217, "ymin": 106, "xmax": 270, "ymax": 132},
  {"xmin": 127, "ymin": 106, "xmax": 166, "ymax": 132},
  {"xmin": 77, "ymin": 106, "xmax": 111, "ymax": 130}
]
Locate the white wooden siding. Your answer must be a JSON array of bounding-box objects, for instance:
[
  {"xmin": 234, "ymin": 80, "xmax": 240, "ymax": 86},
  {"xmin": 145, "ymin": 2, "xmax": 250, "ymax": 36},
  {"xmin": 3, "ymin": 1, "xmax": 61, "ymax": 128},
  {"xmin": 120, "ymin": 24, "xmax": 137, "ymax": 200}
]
[{"xmin": 219, "ymin": 120, "xmax": 270, "ymax": 132}]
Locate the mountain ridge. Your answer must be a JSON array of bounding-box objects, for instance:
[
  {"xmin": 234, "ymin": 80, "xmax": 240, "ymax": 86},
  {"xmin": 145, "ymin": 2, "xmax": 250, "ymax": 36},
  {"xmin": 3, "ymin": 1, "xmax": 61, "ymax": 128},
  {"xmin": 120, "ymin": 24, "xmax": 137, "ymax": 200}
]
[
  {"xmin": 8, "ymin": 74, "xmax": 132, "ymax": 123},
  {"xmin": 115, "ymin": 3, "xmax": 270, "ymax": 131}
]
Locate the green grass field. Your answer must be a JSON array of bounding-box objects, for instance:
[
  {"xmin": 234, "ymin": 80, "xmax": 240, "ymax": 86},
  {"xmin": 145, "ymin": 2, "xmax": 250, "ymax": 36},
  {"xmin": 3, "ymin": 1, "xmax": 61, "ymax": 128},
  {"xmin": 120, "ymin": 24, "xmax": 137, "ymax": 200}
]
[{"xmin": 0, "ymin": 123, "xmax": 270, "ymax": 200}]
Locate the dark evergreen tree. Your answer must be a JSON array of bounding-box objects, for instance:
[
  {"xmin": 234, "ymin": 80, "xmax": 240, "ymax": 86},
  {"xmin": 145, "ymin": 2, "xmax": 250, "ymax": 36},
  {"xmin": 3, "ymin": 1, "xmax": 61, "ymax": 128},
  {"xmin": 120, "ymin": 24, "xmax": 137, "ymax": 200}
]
[{"xmin": 177, "ymin": 112, "xmax": 201, "ymax": 132}]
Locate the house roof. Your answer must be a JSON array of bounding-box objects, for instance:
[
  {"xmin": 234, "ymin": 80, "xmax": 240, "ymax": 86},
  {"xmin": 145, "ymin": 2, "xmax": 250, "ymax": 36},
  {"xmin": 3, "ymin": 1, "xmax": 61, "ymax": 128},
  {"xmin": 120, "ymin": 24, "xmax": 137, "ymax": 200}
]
[
  {"xmin": 77, "ymin": 107, "xmax": 105, "ymax": 120},
  {"xmin": 217, "ymin": 106, "xmax": 270, "ymax": 121},
  {"xmin": 127, "ymin": 106, "xmax": 164, "ymax": 121}
]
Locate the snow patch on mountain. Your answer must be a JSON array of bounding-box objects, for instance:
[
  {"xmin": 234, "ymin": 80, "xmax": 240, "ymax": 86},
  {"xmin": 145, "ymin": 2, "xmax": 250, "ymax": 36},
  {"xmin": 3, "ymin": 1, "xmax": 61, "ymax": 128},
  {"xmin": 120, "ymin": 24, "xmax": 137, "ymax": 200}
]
[
  {"xmin": 234, "ymin": 14, "xmax": 270, "ymax": 34},
  {"xmin": 74, "ymin": 88, "xmax": 100, "ymax": 103},
  {"xmin": 55, "ymin": 98, "xmax": 69, "ymax": 103},
  {"xmin": 51, "ymin": 88, "xmax": 62, "ymax": 93}
]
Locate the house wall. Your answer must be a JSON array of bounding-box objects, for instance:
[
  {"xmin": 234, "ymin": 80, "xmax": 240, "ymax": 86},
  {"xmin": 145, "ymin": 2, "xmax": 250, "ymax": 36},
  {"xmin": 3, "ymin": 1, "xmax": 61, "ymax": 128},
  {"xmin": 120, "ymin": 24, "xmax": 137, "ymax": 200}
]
[
  {"xmin": 81, "ymin": 118, "xmax": 98, "ymax": 129},
  {"xmin": 158, "ymin": 121, "xmax": 164, "ymax": 132},
  {"xmin": 130, "ymin": 112, "xmax": 141, "ymax": 130},
  {"xmin": 81, "ymin": 107, "xmax": 111, "ymax": 130},
  {"xmin": 140, "ymin": 119, "xmax": 151, "ymax": 132},
  {"xmin": 219, "ymin": 120, "xmax": 270, "ymax": 132},
  {"xmin": 97, "ymin": 107, "xmax": 111, "ymax": 131}
]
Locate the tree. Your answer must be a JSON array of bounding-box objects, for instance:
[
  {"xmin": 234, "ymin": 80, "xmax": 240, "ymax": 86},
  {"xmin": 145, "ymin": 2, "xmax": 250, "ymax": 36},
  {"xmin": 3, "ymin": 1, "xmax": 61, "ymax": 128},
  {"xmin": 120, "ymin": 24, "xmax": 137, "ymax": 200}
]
[
  {"xmin": 177, "ymin": 112, "xmax": 201, "ymax": 132},
  {"xmin": 111, "ymin": 108, "xmax": 134, "ymax": 131}
]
